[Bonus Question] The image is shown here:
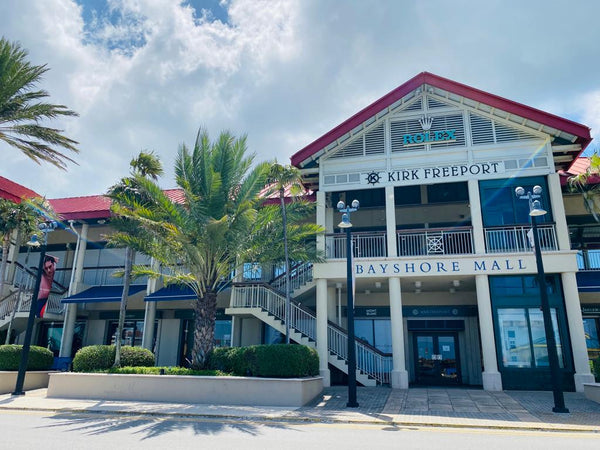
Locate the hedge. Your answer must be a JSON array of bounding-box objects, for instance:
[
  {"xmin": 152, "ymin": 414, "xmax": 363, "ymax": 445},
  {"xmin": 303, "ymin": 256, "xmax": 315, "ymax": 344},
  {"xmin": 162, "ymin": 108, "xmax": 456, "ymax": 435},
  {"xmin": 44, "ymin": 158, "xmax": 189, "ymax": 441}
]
[
  {"xmin": 108, "ymin": 366, "xmax": 225, "ymax": 376},
  {"xmin": 0, "ymin": 345, "xmax": 54, "ymax": 371},
  {"xmin": 208, "ymin": 344, "xmax": 319, "ymax": 378},
  {"xmin": 72, "ymin": 345, "xmax": 155, "ymax": 372}
]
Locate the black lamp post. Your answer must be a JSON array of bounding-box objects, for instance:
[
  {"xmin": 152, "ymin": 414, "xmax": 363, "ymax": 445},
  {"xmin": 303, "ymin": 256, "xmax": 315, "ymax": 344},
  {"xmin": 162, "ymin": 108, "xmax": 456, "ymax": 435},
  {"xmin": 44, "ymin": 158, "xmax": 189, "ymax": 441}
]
[
  {"xmin": 337, "ymin": 199, "xmax": 359, "ymax": 408},
  {"xmin": 515, "ymin": 186, "xmax": 568, "ymax": 413},
  {"xmin": 12, "ymin": 221, "xmax": 57, "ymax": 396}
]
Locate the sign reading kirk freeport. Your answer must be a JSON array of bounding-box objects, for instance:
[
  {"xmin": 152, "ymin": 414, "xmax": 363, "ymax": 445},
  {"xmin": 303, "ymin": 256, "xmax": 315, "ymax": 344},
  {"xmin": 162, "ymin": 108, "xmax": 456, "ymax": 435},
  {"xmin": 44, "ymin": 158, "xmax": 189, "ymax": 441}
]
[{"xmin": 362, "ymin": 161, "xmax": 505, "ymax": 186}]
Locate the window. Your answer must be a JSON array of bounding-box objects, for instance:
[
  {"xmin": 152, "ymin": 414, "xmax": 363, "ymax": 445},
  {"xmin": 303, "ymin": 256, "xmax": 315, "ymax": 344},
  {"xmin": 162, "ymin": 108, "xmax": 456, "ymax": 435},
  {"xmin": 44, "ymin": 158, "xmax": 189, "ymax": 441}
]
[
  {"xmin": 355, "ymin": 319, "xmax": 392, "ymax": 353},
  {"xmin": 583, "ymin": 318, "xmax": 600, "ymax": 361},
  {"xmin": 107, "ymin": 320, "xmax": 148, "ymax": 347},
  {"xmin": 331, "ymin": 188, "xmax": 385, "ymax": 208},
  {"xmin": 479, "ymin": 177, "xmax": 552, "ymax": 227},
  {"xmin": 497, "ymin": 308, "xmax": 564, "ymax": 369},
  {"xmin": 37, "ymin": 322, "xmax": 85, "ymax": 358},
  {"xmin": 427, "ymin": 182, "xmax": 468, "ymax": 204},
  {"xmin": 180, "ymin": 318, "xmax": 231, "ymax": 366},
  {"xmin": 394, "ymin": 185, "xmax": 421, "ymax": 206}
]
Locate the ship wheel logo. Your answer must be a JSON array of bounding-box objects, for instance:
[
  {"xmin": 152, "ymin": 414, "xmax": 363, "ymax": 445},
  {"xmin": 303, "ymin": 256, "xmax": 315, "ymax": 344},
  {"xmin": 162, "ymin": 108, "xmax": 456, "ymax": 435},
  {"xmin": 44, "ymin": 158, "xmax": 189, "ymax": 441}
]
[{"xmin": 366, "ymin": 171, "xmax": 381, "ymax": 185}]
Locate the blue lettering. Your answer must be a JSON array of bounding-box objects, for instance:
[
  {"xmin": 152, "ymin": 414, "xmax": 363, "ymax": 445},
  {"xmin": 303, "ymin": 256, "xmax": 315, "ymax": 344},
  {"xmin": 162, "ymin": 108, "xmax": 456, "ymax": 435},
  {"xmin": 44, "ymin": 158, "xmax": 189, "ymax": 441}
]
[
  {"xmin": 356, "ymin": 265, "xmax": 363, "ymax": 274},
  {"xmin": 420, "ymin": 262, "xmax": 432, "ymax": 273},
  {"xmin": 436, "ymin": 262, "xmax": 447, "ymax": 272},
  {"xmin": 474, "ymin": 261, "xmax": 486, "ymax": 271},
  {"xmin": 446, "ymin": 129, "xmax": 456, "ymax": 140},
  {"xmin": 403, "ymin": 134, "xmax": 414, "ymax": 145},
  {"xmin": 518, "ymin": 259, "xmax": 526, "ymax": 269},
  {"xmin": 452, "ymin": 262, "xmax": 460, "ymax": 272},
  {"xmin": 414, "ymin": 133, "xmax": 425, "ymax": 143},
  {"xmin": 380, "ymin": 264, "xmax": 388, "ymax": 274},
  {"xmin": 491, "ymin": 261, "xmax": 501, "ymax": 270},
  {"xmin": 434, "ymin": 131, "xmax": 444, "ymax": 140},
  {"xmin": 405, "ymin": 263, "xmax": 415, "ymax": 273},
  {"xmin": 368, "ymin": 265, "xmax": 376, "ymax": 274},
  {"xmin": 505, "ymin": 259, "xmax": 514, "ymax": 270},
  {"xmin": 393, "ymin": 263, "xmax": 400, "ymax": 273}
]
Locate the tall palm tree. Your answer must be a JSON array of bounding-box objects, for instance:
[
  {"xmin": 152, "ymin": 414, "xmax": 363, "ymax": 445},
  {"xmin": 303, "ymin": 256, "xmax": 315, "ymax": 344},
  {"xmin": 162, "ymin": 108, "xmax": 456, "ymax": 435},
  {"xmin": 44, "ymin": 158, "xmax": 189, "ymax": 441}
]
[
  {"xmin": 266, "ymin": 163, "xmax": 305, "ymax": 344},
  {"xmin": 0, "ymin": 37, "xmax": 78, "ymax": 169},
  {"xmin": 108, "ymin": 151, "xmax": 162, "ymax": 367},
  {"xmin": 108, "ymin": 130, "xmax": 270, "ymax": 368}
]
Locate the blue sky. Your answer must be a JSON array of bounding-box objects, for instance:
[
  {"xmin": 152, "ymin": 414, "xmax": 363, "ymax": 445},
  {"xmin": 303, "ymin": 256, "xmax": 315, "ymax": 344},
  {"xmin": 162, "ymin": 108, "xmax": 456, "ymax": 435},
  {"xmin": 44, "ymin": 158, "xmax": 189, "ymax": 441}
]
[{"xmin": 1, "ymin": 0, "xmax": 599, "ymax": 198}]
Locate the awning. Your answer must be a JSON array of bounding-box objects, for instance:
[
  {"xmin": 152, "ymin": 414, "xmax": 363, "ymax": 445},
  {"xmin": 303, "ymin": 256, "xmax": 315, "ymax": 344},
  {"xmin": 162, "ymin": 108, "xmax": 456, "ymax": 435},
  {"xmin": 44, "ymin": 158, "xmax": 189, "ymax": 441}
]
[
  {"xmin": 61, "ymin": 285, "xmax": 146, "ymax": 303},
  {"xmin": 145, "ymin": 285, "xmax": 196, "ymax": 302},
  {"xmin": 577, "ymin": 272, "xmax": 600, "ymax": 292}
]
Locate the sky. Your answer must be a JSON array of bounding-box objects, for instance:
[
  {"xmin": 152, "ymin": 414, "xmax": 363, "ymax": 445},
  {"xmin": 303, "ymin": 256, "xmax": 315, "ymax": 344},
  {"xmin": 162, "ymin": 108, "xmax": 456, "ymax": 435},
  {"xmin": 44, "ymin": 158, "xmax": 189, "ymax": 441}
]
[{"xmin": 1, "ymin": 0, "xmax": 600, "ymax": 199}]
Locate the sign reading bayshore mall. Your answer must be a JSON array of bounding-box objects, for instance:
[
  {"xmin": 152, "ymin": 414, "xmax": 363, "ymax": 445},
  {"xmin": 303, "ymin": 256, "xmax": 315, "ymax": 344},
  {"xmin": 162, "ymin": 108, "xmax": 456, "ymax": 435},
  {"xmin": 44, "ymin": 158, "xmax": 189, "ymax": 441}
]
[{"xmin": 363, "ymin": 161, "xmax": 505, "ymax": 186}]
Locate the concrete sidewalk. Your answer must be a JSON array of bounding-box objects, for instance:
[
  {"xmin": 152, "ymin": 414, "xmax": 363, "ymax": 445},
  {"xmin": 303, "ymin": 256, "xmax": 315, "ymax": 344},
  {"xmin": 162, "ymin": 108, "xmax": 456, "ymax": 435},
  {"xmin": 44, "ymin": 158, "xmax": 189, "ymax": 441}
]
[{"xmin": 0, "ymin": 386, "xmax": 599, "ymax": 432}]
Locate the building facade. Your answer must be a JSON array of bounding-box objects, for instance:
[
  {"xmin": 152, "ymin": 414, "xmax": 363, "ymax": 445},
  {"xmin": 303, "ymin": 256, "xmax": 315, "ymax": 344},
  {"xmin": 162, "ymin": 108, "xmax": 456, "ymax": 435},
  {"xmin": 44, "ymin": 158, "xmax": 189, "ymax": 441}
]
[{"xmin": 1, "ymin": 72, "xmax": 598, "ymax": 392}]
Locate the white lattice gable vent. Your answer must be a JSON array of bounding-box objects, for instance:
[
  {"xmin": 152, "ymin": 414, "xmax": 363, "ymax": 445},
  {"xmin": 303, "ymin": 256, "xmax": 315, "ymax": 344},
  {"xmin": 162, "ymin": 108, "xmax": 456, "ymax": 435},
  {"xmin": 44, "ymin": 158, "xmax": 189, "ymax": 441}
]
[
  {"xmin": 328, "ymin": 122, "xmax": 385, "ymax": 160},
  {"xmin": 468, "ymin": 111, "xmax": 542, "ymax": 145}
]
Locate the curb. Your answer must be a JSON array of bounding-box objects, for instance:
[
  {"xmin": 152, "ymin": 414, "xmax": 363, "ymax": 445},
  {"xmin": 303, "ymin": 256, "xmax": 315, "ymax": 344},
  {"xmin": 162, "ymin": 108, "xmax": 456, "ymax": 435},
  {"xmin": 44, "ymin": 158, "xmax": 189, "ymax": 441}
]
[{"xmin": 1, "ymin": 404, "xmax": 599, "ymax": 434}]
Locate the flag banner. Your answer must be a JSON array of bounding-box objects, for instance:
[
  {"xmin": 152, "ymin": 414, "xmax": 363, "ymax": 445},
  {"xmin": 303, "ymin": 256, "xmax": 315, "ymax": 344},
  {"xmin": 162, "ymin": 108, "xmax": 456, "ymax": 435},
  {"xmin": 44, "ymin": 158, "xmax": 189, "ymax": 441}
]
[
  {"xmin": 527, "ymin": 228, "xmax": 535, "ymax": 249},
  {"xmin": 36, "ymin": 254, "xmax": 58, "ymax": 318}
]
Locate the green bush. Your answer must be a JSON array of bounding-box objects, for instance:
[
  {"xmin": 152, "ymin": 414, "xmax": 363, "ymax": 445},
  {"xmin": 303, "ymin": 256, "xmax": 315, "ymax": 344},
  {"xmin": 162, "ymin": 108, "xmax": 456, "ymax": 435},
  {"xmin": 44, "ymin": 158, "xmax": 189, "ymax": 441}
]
[
  {"xmin": 208, "ymin": 344, "xmax": 319, "ymax": 378},
  {"xmin": 0, "ymin": 345, "xmax": 54, "ymax": 370},
  {"xmin": 108, "ymin": 366, "xmax": 225, "ymax": 376},
  {"xmin": 72, "ymin": 345, "xmax": 155, "ymax": 372}
]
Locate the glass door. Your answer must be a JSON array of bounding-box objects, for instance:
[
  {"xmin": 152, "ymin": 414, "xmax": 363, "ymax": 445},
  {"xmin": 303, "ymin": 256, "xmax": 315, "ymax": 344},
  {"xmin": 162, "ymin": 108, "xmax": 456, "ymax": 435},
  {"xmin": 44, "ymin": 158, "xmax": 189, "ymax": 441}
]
[{"xmin": 414, "ymin": 333, "xmax": 461, "ymax": 385}]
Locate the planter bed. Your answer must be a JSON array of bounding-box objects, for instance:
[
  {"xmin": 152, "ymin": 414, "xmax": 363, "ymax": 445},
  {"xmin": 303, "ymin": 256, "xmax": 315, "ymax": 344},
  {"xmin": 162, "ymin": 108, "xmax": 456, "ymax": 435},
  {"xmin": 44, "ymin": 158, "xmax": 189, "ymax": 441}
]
[
  {"xmin": 0, "ymin": 371, "xmax": 53, "ymax": 394},
  {"xmin": 47, "ymin": 372, "xmax": 323, "ymax": 407}
]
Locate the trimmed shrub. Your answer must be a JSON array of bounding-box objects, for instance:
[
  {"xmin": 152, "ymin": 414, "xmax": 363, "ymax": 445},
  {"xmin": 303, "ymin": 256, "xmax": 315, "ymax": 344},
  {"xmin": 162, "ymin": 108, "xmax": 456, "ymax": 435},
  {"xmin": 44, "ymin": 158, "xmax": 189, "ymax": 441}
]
[
  {"xmin": 0, "ymin": 345, "xmax": 54, "ymax": 371},
  {"xmin": 108, "ymin": 366, "xmax": 225, "ymax": 376},
  {"xmin": 72, "ymin": 345, "xmax": 155, "ymax": 372},
  {"xmin": 208, "ymin": 344, "xmax": 319, "ymax": 378}
]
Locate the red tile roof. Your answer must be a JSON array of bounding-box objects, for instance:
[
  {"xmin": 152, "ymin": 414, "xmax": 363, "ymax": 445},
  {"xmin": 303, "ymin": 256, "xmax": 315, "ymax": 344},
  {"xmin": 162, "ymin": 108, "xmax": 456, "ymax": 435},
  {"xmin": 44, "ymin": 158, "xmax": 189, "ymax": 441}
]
[
  {"xmin": 0, "ymin": 176, "xmax": 41, "ymax": 203},
  {"xmin": 291, "ymin": 71, "xmax": 593, "ymax": 168},
  {"xmin": 49, "ymin": 195, "xmax": 112, "ymax": 220},
  {"xmin": 559, "ymin": 157, "xmax": 600, "ymax": 186}
]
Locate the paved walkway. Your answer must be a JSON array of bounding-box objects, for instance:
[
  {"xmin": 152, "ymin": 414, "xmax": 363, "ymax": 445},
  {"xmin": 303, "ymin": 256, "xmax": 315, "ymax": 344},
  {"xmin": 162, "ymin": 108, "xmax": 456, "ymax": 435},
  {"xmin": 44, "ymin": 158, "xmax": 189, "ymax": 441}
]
[{"xmin": 1, "ymin": 386, "xmax": 599, "ymax": 432}]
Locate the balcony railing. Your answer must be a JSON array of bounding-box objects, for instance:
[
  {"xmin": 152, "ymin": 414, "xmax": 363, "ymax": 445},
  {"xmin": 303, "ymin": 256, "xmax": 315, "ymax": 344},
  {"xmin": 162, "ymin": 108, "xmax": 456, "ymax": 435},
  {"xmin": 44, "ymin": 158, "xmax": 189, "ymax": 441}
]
[
  {"xmin": 577, "ymin": 250, "xmax": 600, "ymax": 270},
  {"xmin": 397, "ymin": 227, "xmax": 474, "ymax": 256},
  {"xmin": 325, "ymin": 231, "xmax": 387, "ymax": 259},
  {"xmin": 484, "ymin": 224, "xmax": 557, "ymax": 253}
]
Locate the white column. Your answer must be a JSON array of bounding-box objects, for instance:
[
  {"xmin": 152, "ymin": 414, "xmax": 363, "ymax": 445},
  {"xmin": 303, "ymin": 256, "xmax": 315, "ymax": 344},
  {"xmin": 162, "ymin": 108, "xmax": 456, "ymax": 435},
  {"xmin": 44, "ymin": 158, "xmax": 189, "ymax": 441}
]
[
  {"xmin": 316, "ymin": 277, "xmax": 330, "ymax": 386},
  {"xmin": 475, "ymin": 274, "xmax": 503, "ymax": 390},
  {"xmin": 385, "ymin": 186, "xmax": 397, "ymax": 257},
  {"xmin": 316, "ymin": 190, "xmax": 326, "ymax": 255},
  {"xmin": 142, "ymin": 257, "xmax": 159, "ymax": 350},
  {"xmin": 468, "ymin": 179, "xmax": 486, "ymax": 254},
  {"xmin": 60, "ymin": 222, "xmax": 88, "ymax": 358},
  {"xmin": 327, "ymin": 286, "xmax": 336, "ymax": 321},
  {"xmin": 389, "ymin": 277, "xmax": 408, "ymax": 388},
  {"xmin": 6, "ymin": 229, "xmax": 20, "ymax": 287},
  {"xmin": 548, "ymin": 173, "xmax": 570, "ymax": 251},
  {"xmin": 562, "ymin": 271, "xmax": 594, "ymax": 391}
]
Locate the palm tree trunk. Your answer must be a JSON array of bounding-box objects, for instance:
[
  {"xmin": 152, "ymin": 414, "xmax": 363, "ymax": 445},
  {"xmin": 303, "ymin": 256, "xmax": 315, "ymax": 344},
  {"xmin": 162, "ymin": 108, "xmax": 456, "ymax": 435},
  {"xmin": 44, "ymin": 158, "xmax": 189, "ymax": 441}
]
[
  {"xmin": 0, "ymin": 235, "xmax": 10, "ymax": 298},
  {"xmin": 113, "ymin": 247, "xmax": 133, "ymax": 368},
  {"xmin": 280, "ymin": 189, "xmax": 291, "ymax": 344},
  {"xmin": 192, "ymin": 290, "xmax": 217, "ymax": 369}
]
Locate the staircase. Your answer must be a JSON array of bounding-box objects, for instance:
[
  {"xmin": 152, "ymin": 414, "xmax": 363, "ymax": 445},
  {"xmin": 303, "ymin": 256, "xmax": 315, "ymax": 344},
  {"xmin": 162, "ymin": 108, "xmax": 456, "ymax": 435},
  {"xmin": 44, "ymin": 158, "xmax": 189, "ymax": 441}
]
[
  {"xmin": 226, "ymin": 281, "xmax": 392, "ymax": 386},
  {"xmin": 0, "ymin": 264, "xmax": 65, "ymax": 330}
]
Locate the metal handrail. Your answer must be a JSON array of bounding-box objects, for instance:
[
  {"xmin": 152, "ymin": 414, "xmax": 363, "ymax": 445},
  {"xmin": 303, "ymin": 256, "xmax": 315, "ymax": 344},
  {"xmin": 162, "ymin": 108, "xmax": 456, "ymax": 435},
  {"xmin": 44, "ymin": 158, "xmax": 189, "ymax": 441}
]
[
  {"xmin": 270, "ymin": 262, "xmax": 314, "ymax": 293},
  {"xmin": 230, "ymin": 283, "xmax": 392, "ymax": 384},
  {"xmin": 484, "ymin": 223, "xmax": 557, "ymax": 253},
  {"xmin": 325, "ymin": 231, "xmax": 387, "ymax": 259},
  {"xmin": 397, "ymin": 226, "xmax": 474, "ymax": 256}
]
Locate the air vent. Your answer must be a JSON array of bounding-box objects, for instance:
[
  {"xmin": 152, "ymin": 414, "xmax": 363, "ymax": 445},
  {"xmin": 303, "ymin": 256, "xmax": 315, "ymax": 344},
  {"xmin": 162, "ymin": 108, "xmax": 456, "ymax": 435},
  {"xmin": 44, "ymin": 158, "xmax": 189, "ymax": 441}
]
[
  {"xmin": 404, "ymin": 98, "xmax": 423, "ymax": 111},
  {"xmin": 429, "ymin": 114, "xmax": 466, "ymax": 148},
  {"xmin": 469, "ymin": 112, "xmax": 540, "ymax": 145},
  {"xmin": 427, "ymin": 96, "xmax": 451, "ymax": 109},
  {"xmin": 329, "ymin": 122, "xmax": 385, "ymax": 159}
]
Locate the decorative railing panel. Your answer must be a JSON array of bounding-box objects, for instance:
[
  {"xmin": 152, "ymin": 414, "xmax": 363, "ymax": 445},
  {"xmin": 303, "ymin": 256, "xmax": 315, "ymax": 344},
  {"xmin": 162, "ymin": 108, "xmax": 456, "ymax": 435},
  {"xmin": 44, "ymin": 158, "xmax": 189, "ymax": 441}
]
[{"xmin": 397, "ymin": 227, "xmax": 474, "ymax": 256}]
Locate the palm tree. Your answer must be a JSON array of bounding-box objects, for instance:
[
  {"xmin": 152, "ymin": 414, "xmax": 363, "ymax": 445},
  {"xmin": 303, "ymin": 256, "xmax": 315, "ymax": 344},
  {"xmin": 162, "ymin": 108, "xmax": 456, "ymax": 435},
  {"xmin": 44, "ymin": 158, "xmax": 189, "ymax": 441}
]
[
  {"xmin": 266, "ymin": 163, "xmax": 305, "ymax": 344},
  {"xmin": 569, "ymin": 152, "xmax": 600, "ymax": 222},
  {"xmin": 0, "ymin": 198, "xmax": 38, "ymax": 297},
  {"xmin": 108, "ymin": 151, "xmax": 162, "ymax": 367},
  {"xmin": 0, "ymin": 37, "xmax": 79, "ymax": 169},
  {"xmin": 108, "ymin": 130, "xmax": 270, "ymax": 368}
]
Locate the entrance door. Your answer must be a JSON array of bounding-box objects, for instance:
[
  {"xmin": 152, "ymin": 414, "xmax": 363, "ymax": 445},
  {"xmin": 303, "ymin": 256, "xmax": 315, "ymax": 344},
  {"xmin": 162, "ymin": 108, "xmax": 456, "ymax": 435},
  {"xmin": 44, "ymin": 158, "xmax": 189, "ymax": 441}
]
[{"xmin": 414, "ymin": 333, "xmax": 461, "ymax": 385}]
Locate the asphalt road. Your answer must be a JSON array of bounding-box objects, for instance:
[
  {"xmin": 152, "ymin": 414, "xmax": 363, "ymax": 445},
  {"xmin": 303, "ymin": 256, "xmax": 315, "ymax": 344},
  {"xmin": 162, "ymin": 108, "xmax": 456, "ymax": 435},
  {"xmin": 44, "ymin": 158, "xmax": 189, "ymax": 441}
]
[{"xmin": 1, "ymin": 409, "xmax": 599, "ymax": 450}]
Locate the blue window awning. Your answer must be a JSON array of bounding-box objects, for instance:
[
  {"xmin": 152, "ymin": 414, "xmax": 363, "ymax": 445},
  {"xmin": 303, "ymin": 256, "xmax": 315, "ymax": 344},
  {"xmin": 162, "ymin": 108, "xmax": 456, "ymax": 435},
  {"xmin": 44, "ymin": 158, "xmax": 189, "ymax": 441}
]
[
  {"xmin": 61, "ymin": 285, "xmax": 147, "ymax": 304},
  {"xmin": 577, "ymin": 272, "xmax": 600, "ymax": 292},
  {"xmin": 145, "ymin": 285, "xmax": 196, "ymax": 302}
]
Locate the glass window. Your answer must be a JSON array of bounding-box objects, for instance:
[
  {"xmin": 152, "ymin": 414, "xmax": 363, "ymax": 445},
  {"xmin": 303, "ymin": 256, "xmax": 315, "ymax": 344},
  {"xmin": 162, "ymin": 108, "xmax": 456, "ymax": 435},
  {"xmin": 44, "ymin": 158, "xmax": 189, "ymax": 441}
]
[
  {"xmin": 354, "ymin": 319, "xmax": 392, "ymax": 353},
  {"xmin": 427, "ymin": 182, "xmax": 468, "ymax": 204},
  {"xmin": 529, "ymin": 308, "xmax": 564, "ymax": 368},
  {"xmin": 37, "ymin": 322, "xmax": 85, "ymax": 357},
  {"xmin": 479, "ymin": 177, "xmax": 552, "ymax": 227},
  {"xmin": 394, "ymin": 185, "xmax": 421, "ymax": 206},
  {"xmin": 497, "ymin": 308, "xmax": 532, "ymax": 368},
  {"xmin": 180, "ymin": 318, "xmax": 232, "ymax": 367},
  {"xmin": 332, "ymin": 188, "xmax": 385, "ymax": 208},
  {"xmin": 107, "ymin": 320, "xmax": 146, "ymax": 347},
  {"xmin": 584, "ymin": 318, "xmax": 600, "ymax": 361},
  {"xmin": 264, "ymin": 324, "xmax": 284, "ymax": 344}
]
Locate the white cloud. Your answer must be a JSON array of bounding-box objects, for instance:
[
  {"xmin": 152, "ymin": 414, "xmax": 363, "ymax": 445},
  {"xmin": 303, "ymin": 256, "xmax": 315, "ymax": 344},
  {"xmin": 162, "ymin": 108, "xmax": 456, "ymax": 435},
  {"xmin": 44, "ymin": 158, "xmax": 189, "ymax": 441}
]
[{"xmin": 1, "ymin": 0, "xmax": 600, "ymax": 198}]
